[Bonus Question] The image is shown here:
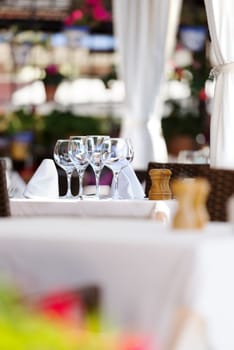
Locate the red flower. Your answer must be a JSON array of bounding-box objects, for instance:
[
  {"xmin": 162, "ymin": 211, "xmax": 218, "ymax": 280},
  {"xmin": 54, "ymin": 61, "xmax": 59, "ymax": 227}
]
[
  {"xmin": 37, "ymin": 290, "xmax": 85, "ymax": 326},
  {"xmin": 199, "ymin": 88, "xmax": 208, "ymax": 101}
]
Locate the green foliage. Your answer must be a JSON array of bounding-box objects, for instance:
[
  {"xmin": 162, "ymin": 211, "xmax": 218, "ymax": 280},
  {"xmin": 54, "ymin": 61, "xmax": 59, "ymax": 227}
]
[
  {"xmin": 3, "ymin": 108, "xmax": 120, "ymax": 139},
  {"xmin": 5, "ymin": 109, "xmax": 43, "ymax": 135},
  {"xmin": 162, "ymin": 47, "xmax": 210, "ymax": 143},
  {"xmin": 42, "ymin": 110, "xmax": 108, "ymax": 139},
  {"xmin": 161, "ymin": 100, "xmax": 203, "ymax": 141},
  {"xmin": 100, "ymin": 65, "xmax": 118, "ymax": 88},
  {"xmin": 188, "ymin": 51, "xmax": 210, "ymax": 96},
  {"xmin": 0, "ymin": 284, "xmax": 119, "ymax": 350},
  {"xmin": 0, "ymin": 108, "xmax": 121, "ymax": 162},
  {"xmin": 39, "ymin": 110, "xmax": 120, "ymax": 152},
  {"xmin": 0, "ymin": 285, "xmax": 78, "ymax": 350}
]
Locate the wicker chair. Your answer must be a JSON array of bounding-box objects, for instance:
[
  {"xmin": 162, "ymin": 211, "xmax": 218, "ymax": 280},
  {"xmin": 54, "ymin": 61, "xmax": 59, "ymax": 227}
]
[
  {"xmin": 145, "ymin": 162, "xmax": 210, "ymax": 196},
  {"xmin": 0, "ymin": 159, "xmax": 11, "ymax": 217},
  {"xmin": 202, "ymin": 167, "xmax": 234, "ymax": 222},
  {"xmin": 145, "ymin": 162, "xmax": 234, "ymax": 222}
]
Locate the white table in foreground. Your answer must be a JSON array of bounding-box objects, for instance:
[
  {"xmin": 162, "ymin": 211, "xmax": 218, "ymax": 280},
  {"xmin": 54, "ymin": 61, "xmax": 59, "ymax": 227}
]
[{"xmin": 0, "ymin": 217, "xmax": 233, "ymax": 350}]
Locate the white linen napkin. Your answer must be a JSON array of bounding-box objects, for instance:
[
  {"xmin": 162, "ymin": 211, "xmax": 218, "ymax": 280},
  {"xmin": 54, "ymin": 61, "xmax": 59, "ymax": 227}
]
[
  {"xmin": 111, "ymin": 164, "xmax": 145, "ymax": 199},
  {"xmin": 24, "ymin": 159, "xmax": 59, "ymax": 199}
]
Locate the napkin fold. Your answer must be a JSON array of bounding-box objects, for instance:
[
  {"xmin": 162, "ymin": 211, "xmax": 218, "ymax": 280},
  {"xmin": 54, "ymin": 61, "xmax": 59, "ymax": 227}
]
[
  {"xmin": 111, "ymin": 164, "xmax": 145, "ymax": 199},
  {"xmin": 24, "ymin": 159, "xmax": 59, "ymax": 199}
]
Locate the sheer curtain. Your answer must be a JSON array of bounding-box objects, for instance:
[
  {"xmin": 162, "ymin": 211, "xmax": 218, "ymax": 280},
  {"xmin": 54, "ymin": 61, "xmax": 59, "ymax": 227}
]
[
  {"xmin": 204, "ymin": 0, "xmax": 234, "ymax": 169},
  {"xmin": 112, "ymin": 0, "xmax": 182, "ymax": 169}
]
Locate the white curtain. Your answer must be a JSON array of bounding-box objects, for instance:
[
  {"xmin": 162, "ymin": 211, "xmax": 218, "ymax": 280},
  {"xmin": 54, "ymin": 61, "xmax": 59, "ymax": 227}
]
[
  {"xmin": 204, "ymin": 0, "xmax": 234, "ymax": 169},
  {"xmin": 112, "ymin": 0, "xmax": 182, "ymax": 169}
]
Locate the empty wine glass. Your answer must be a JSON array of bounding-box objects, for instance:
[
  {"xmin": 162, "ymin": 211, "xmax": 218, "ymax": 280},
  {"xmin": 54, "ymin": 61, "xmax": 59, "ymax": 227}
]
[
  {"xmin": 69, "ymin": 136, "xmax": 89, "ymax": 199},
  {"xmin": 85, "ymin": 135, "xmax": 110, "ymax": 199},
  {"xmin": 53, "ymin": 139, "xmax": 75, "ymax": 198},
  {"xmin": 103, "ymin": 138, "xmax": 130, "ymax": 200},
  {"xmin": 125, "ymin": 137, "xmax": 134, "ymax": 165}
]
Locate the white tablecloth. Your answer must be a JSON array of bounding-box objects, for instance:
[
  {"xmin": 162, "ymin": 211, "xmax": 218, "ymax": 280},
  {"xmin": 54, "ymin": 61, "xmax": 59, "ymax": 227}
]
[
  {"xmin": 10, "ymin": 198, "xmax": 177, "ymax": 221},
  {"xmin": 0, "ymin": 217, "xmax": 233, "ymax": 350}
]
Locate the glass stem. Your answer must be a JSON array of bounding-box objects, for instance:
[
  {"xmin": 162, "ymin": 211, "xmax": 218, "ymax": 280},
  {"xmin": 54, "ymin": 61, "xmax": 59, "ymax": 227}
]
[
  {"xmin": 78, "ymin": 169, "xmax": 85, "ymax": 199},
  {"xmin": 95, "ymin": 169, "xmax": 101, "ymax": 199},
  {"xmin": 66, "ymin": 171, "xmax": 73, "ymax": 198},
  {"xmin": 112, "ymin": 170, "xmax": 120, "ymax": 200}
]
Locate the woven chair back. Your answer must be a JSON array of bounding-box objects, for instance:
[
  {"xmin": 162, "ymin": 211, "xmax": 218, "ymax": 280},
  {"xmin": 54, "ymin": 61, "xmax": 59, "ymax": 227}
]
[
  {"xmin": 146, "ymin": 162, "xmax": 234, "ymax": 222},
  {"xmin": 202, "ymin": 167, "xmax": 234, "ymax": 222}
]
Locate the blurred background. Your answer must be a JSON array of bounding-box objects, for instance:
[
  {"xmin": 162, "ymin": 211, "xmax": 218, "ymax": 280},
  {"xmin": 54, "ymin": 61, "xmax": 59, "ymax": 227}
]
[{"xmin": 0, "ymin": 0, "xmax": 212, "ymax": 180}]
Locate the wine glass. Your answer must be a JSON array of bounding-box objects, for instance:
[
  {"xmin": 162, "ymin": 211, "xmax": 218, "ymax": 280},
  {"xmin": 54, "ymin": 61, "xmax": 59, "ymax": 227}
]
[
  {"xmin": 85, "ymin": 135, "xmax": 110, "ymax": 199},
  {"xmin": 103, "ymin": 138, "xmax": 130, "ymax": 200},
  {"xmin": 53, "ymin": 139, "xmax": 75, "ymax": 198},
  {"xmin": 125, "ymin": 137, "xmax": 134, "ymax": 165},
  {"xmin": 68, "ymin": 136, "xmax": 89, "ymax": 199}
]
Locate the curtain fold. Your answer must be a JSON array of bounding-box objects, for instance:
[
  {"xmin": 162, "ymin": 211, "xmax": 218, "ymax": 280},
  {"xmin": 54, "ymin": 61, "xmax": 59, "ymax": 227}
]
[
  {"xmin": 112, "ymin": 0, "xmax": 182, "ymax": 169},
  {"xmin": 204, "ymin": 0, "xmax": 234, "ymax": 168}
]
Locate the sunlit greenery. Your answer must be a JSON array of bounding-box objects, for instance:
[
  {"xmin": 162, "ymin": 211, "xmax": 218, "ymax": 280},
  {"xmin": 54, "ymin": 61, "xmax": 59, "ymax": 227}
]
[{"xmin": 0, "ymin": 284, "xmax": 120, "ymax": 350}]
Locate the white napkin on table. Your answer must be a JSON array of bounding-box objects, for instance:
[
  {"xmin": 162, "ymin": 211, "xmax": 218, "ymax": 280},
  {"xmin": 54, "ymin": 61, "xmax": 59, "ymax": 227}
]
[
  {"xmin": 24, "ymin": 159, "xmax": 59, "ymax": 199},
  {"xmin": 111, "ymin": 164, "xmax": 145, "ymax": 199}
]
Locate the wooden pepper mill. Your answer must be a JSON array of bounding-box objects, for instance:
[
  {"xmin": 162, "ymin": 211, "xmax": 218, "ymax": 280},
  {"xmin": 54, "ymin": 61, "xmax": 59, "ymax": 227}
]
[
  {"xmin": 148, "ymin": 169, "xmax": 172, "ymax": 200},
  {"xmin": 171, "ymin": 177, "xmax": 210, "ymax": 230}
]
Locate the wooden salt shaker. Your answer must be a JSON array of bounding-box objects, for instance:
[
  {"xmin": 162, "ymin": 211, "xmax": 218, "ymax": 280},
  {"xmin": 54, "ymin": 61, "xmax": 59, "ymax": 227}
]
[
  {"xmin": 171, "ymin": 178, "xmax": 210, "ymax": 230},
  {"xmin": 148, "ymin": 169, "xmax": 172, "ymax": 200}
]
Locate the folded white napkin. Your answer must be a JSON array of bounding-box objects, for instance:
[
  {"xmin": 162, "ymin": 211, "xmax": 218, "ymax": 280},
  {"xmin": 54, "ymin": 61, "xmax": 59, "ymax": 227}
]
[
  {"xmin": 24, "ymin": 159, "xmax": 59, "ymax": 199},
  {"xmin": 111, "ymin": 164, "xmax": 145, "ymax": 199}
]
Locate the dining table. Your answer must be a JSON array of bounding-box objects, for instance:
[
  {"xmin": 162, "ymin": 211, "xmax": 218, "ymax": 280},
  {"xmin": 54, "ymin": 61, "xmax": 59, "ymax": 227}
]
[
  {"xmin": 0, "ymin": 211, "xmax": 234, "ymax": 350},
  {"xmin": 9, "ymin": 197, "xmax": 176, "ymax": 219}
]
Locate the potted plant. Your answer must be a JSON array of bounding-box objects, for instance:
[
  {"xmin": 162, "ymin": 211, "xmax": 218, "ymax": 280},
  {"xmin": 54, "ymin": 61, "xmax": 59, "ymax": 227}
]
[
  {"xmin": 161, "ymin": 36, "xmax": 211, "ymax": 157},
  {"xmin": 42, "ymin": 64, "xmax": 66, "ymax": 101},
  {"xmin": 63, "ymin": 0, "xmax": 112, "ymax": 47},
  {"xmin": 64, "ymin": 0, "xmax": 111, "ymax": 28},
  {"xmin": 161, "ymin": 99, "xmax": 204, "ymax": 156}
]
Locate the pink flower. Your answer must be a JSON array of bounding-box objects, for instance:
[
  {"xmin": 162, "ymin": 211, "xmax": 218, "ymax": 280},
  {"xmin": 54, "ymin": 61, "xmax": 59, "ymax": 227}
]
[
  {"xmin": 63, "ymin": 0, "xmax": 111, "ymax": 27},
  {"xmin": 46, "ymin": 64, "xmax": 59, "ymax": 75},
  {"xmin": 71, "ymin": 9, "xmax": 84, "ymax": 22},
  {"xmin": 64, "ymin": 9, "xmax": 84, "ymax": 26},
  {"xmin": 64, "ymin": 16, "xmax": 74, "ymax": 26},
  {"xmin": 86, "ymin": 0, "xmax": 99, "ymax": 5},
  {"xmin": 92, "ymin": 5, "xmax": 111, "ymax": 21}
]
